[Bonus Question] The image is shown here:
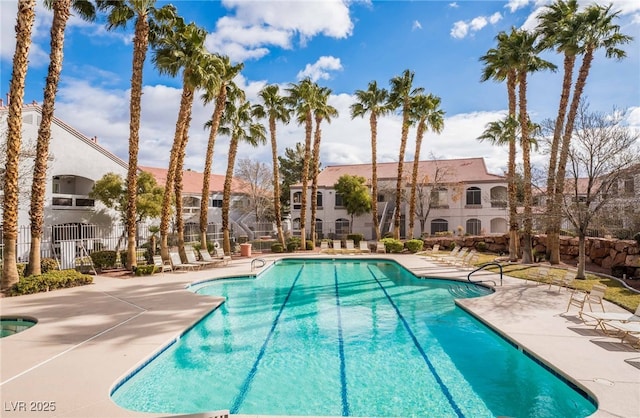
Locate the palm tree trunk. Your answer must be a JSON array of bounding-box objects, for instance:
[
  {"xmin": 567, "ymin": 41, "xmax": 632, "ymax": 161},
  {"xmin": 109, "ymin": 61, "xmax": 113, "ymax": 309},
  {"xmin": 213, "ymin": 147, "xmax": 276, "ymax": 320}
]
[
  {"xmin": 577, "ymin": 232, "xmax": 586, "ymax": 279},
  {"xmin": 125, "ymin": 13, "xmax": 150, "ymax": 270},
  {"xmin": 175, "ymin": 123, "xmax": 190, "ymax": 263},
  {"xmin": 2, "ymin": 0, "xmax": 35, "ymax": 290},
  {"xmin": 200, "ymin": 87, "xmax": 226, "ymax": 249},
  {"xmin": 408, "ymin": 122, "xmax": 425, "ymax": 240},
  {"xmin": 160, "ymin": 85, "xmax": 194, "ymax": 261},
  {"xmin": 552, "ymin": 49, "xmax": 595, "ymax": 257},
  {"xmin": 270, "ymin": 117, "xmax": 285, "ymax": 247},
  {"xmin": 394, "ymin": 104, "xmax": 411, "ymax": 240},
  {"xmin": 222, "ymin": 136, "xmax": 240, "ymax": 254},
  {"xmin": 298, "ymin": 112, "xmax": 313, "ymax": 248},
  {"xmin": 370, "ymin": 113, "xmax": 380, "ymax": 241},
  {"xmin": 310, "ymin": 117, "xmax": 322, "ymax": 245},
  {"xmin": 26, "ymin": 0, "xmax": 70, "ymax": 277},
  {"xmin": 506, "ymin": 72, "xmax": 519, "ymax": 262},
  {"xmin": 518, "ymin": 71, "xmax": 533, "ymax": 264},
  {"xmin": 546, "ymin": 54, "xmax": 575, "ymax": 265}
]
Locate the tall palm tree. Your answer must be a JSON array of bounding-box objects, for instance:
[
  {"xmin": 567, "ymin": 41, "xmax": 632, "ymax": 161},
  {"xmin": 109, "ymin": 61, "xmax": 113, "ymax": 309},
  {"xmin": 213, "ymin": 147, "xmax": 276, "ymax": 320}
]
[
  {"xmin": 408, "ymin": 93, "xmax": 444, "ymax": 239},
  {"xmin": 153, "ymin": 18, "xmax": 209, "ymax": 261},
  {"xmin": 310, "ymin": 86, "xmax": 338, "ymax": 244},
  {"xmin": 96, "ymin": 0, "xmax": 174, "ymax": 269},
  {"xmin": 388, "ymin": 69, "xmax": 423, "ymax": 240},
  {"xmin": 26, "ymin": 0, "xmax": 95, "ymax": 277},
  {"xmin": 198, "ymin": 54, "xmax": 240, "ymax": 250},
  {"xmin": 350, "ymin": 81, "xmax": 390, "ymax": 241},
  {"xmin": 2, "ymin": 0, "xmax": 36, "ymax": 289},
  {"xmin": 218, "ymin": 97, "xmax": 266, "ymax": 254},
  {"xmin": 480, "ymin": 29, "xmax": 520, "ymax": 262},
  {"xmin": 253, "ymin": 84, "xmax": 291, "ymax": 247},
  {"xmin": 511, "ymin": 29, "xmax": 556, "ymax": 264},
  {"xmin": 538, "ymin": 1, "xmax": 632, "ymax": 264},
  {"xmin": 286, "ymin": 78, "xmax": 316, "ymax": 249}
]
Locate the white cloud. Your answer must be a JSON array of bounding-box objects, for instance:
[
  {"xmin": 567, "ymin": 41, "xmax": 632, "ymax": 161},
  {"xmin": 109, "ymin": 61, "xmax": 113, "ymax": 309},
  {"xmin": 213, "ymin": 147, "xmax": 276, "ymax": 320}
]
[
  {"xmin": 506, "ymin": 0, "xmax": 530, "ymax": 13},
  {"xmin": 412, "ymin": 20, "xmax": 422, "ymax": 31},
  {"xmin": 470, "ymin": 16, "xmax": 488, "ymax": 31},
  {"xmin": 489, "ymin": 12, "xmax": 503, "ymax": 25},
  {"xmin": 449, "ymin": 3, "xmax": 459, "ymax": 9},
  {"xmin": 450, "ymin": 13, "xmax": 502, "ymax": 39},
  {"xmin": 450, "ymin": 21, "xmax": 469, "ymax": 39},
  {"xmin": 297, "ymin": 56, "xmax": 343, "ymax": 82}
]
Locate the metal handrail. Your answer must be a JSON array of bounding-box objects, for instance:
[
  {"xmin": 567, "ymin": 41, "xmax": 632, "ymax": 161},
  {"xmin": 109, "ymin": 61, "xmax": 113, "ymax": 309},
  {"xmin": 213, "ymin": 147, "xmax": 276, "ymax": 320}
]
[
  {"xmin": 467, "ymin": 262, "xmax": 503, "ymax": 287},
  {"xmin": 251, "ymin": 258, "xmax": 266, "ymax": 271}
]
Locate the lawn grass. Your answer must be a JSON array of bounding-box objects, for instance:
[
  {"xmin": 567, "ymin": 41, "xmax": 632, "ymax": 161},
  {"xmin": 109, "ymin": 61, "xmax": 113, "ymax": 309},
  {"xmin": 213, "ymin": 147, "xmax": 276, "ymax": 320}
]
[{"xmin": 470, "ymin": 252, "xmax": 640, "ymax": 312}]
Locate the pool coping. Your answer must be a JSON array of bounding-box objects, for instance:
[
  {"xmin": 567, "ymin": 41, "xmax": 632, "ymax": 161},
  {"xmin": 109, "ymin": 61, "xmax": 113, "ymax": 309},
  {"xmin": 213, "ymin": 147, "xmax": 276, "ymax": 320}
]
[{"xmin": 0, "ymin": 253, "xmax": 638, "ymax": 418}]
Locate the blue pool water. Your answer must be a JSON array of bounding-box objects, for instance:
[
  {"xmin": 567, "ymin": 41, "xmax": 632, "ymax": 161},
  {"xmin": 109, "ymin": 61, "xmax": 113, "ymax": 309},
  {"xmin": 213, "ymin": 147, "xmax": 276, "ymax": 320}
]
[{"xmin": 111, "ymin": 259, "xmax": 596, "ymax": 417}]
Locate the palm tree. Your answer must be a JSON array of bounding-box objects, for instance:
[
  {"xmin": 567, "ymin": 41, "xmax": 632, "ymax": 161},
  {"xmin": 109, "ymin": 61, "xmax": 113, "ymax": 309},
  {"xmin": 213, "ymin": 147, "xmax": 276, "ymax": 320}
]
[
  {"xmin": 218, "ymin": 97, "xmax": 267, "ymax": 254},
  {"xmin": 2, "ymin": 0, "xmax": 36, "ymax": 289},
  {"xmin": 480, "ymin": 29, "xmax": 520, "ymax": 262},
  {"xmin": 199, "ymin": 55, "xmax": 240, "ymax": 250},
  {"xmin": 253, "ymin": 84, "xmax": 291, "ymax": 247},
  {"xmin": 388, "ymin": 69, "xmax": 423, "ymax": 240},
  {"xmin": 152, "ymin": 18, "xmax": 209, "ymax": 262},
  {"xmin": 408, "ymin": 93, "xmax": 444, "ymax": 239},
  {"xmin": 310, "ymin": 86, "xmax": 338, "ymax": 244},
  {"xmin": 350, "ymin": 81, "xmax": 390, "ymax": 241},
  {"xmin": 286, "ymin": 78, "xmax": 316, "ymax": 248},
  {"xmin": 537, "ymin": 1, "xmax": 632, "ymax": 264},
  {"xmin": 26, "ymin": 0, "xmax": 95, "ymax": 277},
  {"xmin": 511, "ymin": 29, "xmax": 556, "ymax": 264}
]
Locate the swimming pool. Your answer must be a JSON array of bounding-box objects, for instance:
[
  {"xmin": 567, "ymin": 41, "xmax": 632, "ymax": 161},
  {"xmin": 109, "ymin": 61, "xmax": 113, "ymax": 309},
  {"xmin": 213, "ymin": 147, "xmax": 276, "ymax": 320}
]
[{"xmin": 111, "ymin": 258, "xmax": 596, "ymax": 417}]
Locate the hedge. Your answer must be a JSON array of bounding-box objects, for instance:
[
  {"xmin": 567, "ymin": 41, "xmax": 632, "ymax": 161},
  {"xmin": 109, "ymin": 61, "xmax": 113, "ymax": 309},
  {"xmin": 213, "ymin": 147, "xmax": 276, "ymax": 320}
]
[{"xmin": 5, "ymin": 270, "xmax": 93, "ymax": 296}]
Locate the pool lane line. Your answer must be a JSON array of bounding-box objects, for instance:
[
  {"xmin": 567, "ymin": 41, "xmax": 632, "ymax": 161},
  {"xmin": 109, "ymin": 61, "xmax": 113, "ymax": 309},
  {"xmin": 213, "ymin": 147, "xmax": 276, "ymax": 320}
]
[
  {"xmin": 366, "ymin": 266, "xmax": 464, "ymax": 418},
  {"xmin": 333, "ymin": 265, "xmax": 350, "ymax": 416},
  {"xmin": 230, "ymin": 265, "xmax": 305, "ymax": 414}
]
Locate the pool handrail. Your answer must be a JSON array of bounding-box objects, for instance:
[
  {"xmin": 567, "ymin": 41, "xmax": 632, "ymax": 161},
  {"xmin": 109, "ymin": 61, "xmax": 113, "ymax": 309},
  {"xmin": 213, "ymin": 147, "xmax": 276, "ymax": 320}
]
[{"xmin": 467, "ymin": 262, "xmax": 503, "ymax": 287}]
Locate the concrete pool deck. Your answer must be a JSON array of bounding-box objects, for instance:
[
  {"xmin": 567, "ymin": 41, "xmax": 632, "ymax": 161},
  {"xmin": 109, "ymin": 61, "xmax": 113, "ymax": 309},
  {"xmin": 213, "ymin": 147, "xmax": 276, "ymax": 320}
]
[{"xmin": 0, "ymin": 254, "xmax": 638, "ymax": 418}]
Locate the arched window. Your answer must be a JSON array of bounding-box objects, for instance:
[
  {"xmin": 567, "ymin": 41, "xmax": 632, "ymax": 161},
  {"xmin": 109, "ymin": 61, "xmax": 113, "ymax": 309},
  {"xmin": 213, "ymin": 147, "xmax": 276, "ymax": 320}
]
[
  {"xmin": 466, "ymin": 187, "xmax": 482, "ymax": 205},
  {"xmin": 490, "ymin": 218, "xmax": 508, "ymax": 234},
  {"xmin": 490, "ymin": 186, "xmax": 507, "ymax": 208},
  {"xmin": 430, "ymin": 187, "xmax": 448, "ymax": 208},
  {"xmin": 293, "ymin": 191, "xmax": 302, "ymax": 209},
  {"xmin": 315, "ymin": 218, "xmax": 323, "ymax": 239},
  {"xmin": 316, "ymin": 192, "xmax": 323, "ymax": 208},
  {"xmin": 466, "ymin": 218, "xmax": 481, "ymax": 236},
  {"xmin": 335, "ymin": 218, "xmax": 349, "ymax": 236},
  {"xmin": 430, "ymin": 218, "xmax": 448, "ymax": 235},
  {"xmin": 292, "ymin": 217, "xmax": 301, "ymax": 230}
]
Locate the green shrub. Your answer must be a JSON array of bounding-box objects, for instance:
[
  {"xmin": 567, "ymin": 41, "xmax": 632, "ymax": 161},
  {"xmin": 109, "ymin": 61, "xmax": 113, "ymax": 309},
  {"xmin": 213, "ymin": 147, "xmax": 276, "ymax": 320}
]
[
  {"xmin": 448, "ymin": 242, "xmax": 457, "ymax": 251},
  {"xmin": 286, "ymin": 237, "xmax": 301, "ymax": 252},
  {"xmin": 475, "ymin": 241, "xmax": 487, "ymax": 252},
  {"xmin": 271, "ymin": 243, "xmax": 284, "ymax": 253},
  {"xmin": 404, "ymin": 239, "xmax": 423, "ymax": 253},
  {"xmin": 41, "ymin": 258, "xmax": 59, "ymax": 273},
  {"xmin": 90, "ymin": 251, "xmax": 117, "ymax": 269},
  {"xmin": 6, "ymin": 270, "xmax": 93, "ymax": 296},
  {"xmin": 381, "ymin": 238, "xmax": 404, "ymax": 253},
  {"xmin": 347, "ymin": 234, "xmax": 364, "ymax": 245},
  {"xmin": 134, "ymin": 265, "xmax": 156, "ymax": 276},
  {"xmin": 306, "ymin": 240, "xmax": 314, "ymax": 250},
  {"xmin": 17, "ymin": 263, "xmax": 26, "ymax": 279}
]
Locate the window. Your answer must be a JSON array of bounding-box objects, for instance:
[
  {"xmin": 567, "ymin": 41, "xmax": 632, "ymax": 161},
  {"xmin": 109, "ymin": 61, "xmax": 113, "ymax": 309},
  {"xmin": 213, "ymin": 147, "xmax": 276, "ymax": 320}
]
[
  {"xmin": 183, "ymin": 196, "xmax": 199, "ymax": 207},
  {"xmin": 466, "ymin": 218, "xmax": 481, "ymax": 235},
  {"xmin": 466, "ymin": 187, "xmax": 481, "ymax": 206},
  {"xmin": 75, "ymin": 198, "xmax": 95, "ymax": 207},
  {"xmin": 430, "ymin": 188, "xmax": 448, "ymax": 208},
  {"xmin": 315, "ymin": 219, "xmax": 323, "ymax": 239},
  {"xmin": 293, "ymin": 217, "xmax": 301, "ymax": 230},
  {"xmin": 377, "ymin": 194, "xmax": 385, "ymax": 203},
  {"xmin": 293, "ymin": 192, "xmax": 302, "ymax": 209},
  {"xmin": 335, "ymin": 193, "xmax": 345, "ymax": 207},
  {"xmin": 490, "ymin": 186, "xmax": 507, "ymax": 208},
  {"xmin": 624, "ymin": 178, "xmax": 635, "ymax": 195},
  {"xmin": 335, "ymin": 218, "xmax": 349, "ymax": 236},
  {"xmin": 210, "ymin": 199, "xmax": 222, "ymax": 208},
  {"xmin": 430, "ymin": 218, "xmax": 448, "ymax": 235},
  {"xmin": 316, "ymin": 192, "xmax": 323, "ymax": 208},
  {"xmin": 52, "ymin": 197, "xmax": 72, "ymax": 206}
]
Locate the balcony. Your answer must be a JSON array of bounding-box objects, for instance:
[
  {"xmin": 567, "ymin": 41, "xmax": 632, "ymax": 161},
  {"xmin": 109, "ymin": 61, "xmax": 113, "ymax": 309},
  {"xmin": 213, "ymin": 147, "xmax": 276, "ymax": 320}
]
[{"xmin": 52, "ymin": 194, "xmax": 95, "ymax": 209}]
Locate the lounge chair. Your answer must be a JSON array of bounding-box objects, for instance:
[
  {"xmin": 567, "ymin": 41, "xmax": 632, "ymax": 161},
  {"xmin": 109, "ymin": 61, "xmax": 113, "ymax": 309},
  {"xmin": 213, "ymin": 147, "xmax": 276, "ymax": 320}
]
[
  {"xmin": 421, "ymin": 244, "xmax": 440, "ymax": 259},
  {"xmin": 169, "ymin": 251, "xmax": 198, "ymax": 271},
  {"xmin": 566, "ymin": 284, "xmax": 607, "ymax": 317},
  {"xmin": 320, "ymin": 241, "xmax": 331, "ymax": 253},
  {"xmin": 199, "ymin": 249, "xmax": 225, "ymax": 267},
  {"xmin": 455, "ymin": 249, "xmax": 477, "ymax": 268},
  {"xmin": 344, "ymin": 240, "xmax": 357, "ymax": 254},
  {"xmin": 375, "ymin": 241, "xmax": 386, "ymax": 253},
  {"xmin": 606, "ymin": 320, "xmax": 640, "ymax": 347},
  {"xmin": 582, "ymin": 304, "xmax": 640, "ymax": 333},
  {"xmin": 359, "ymin": 241, "xmax": 371, "ymax": 254},
  {"xmin": 185, "ymin": 247, "xmax": 215, "ymax": 269},
  {"xmin": 213, "ymin": 248, "xmax": 232, "ymax": 266},
  {"xmin": 527, "ymin": 265, "xmax": 550, "ymax": 285},
  {"xmin": 435, "ymin": 245, "xmax": 460, "ymax": 262},
  {"xmin": 333, "ymin": 240, "xmax": 343, "ymax": 254},
  {"xmin": 441, "ymin": 247, "xmax": 468, "ymax": 265},
  {"xmin": 548, "ymin": 270, "xmax": 575, "ymax": 292},
  {"xmin": 153, "ymin": 255, "xmax": 173, "ymax": 274}
]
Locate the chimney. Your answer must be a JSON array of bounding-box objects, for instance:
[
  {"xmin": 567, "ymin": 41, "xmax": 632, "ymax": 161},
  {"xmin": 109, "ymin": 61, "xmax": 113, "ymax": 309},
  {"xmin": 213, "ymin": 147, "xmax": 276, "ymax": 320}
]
[{"xmin": 93, "ymin": 136, "xmax": 98, "ymax": 143}]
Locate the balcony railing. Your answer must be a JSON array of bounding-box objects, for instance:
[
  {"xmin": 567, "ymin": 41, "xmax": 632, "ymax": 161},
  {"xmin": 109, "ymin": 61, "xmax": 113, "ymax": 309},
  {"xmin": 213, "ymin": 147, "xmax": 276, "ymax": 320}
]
[{"xmin": 52, "ymin": 194, "xmax": 95, "ymax": 208}]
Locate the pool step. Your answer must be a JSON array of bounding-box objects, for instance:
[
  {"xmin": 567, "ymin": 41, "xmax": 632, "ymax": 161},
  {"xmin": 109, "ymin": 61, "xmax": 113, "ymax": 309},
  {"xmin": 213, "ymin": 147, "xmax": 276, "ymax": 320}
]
[{"xmin": 448, "ymin": 283, "xmax": 491, "ymax": 298}]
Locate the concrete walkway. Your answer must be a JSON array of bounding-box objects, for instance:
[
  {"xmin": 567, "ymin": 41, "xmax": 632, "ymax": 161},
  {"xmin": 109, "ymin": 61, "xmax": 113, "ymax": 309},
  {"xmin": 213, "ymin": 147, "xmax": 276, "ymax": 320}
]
[{"xmin": 0, "ymin": 254, "xmax": 638, "ymax": 418}]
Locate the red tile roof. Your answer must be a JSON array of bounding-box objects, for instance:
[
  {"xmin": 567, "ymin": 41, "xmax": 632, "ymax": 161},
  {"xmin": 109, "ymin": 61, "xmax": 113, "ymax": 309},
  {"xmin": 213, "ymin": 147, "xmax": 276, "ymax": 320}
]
[
  {"xmin": 140, "ymin": 166, "xmax": 249, "ymax": 195},
  {"xmin": 307, "ymin": 158, "xmax": 505, "ymax": 187}
]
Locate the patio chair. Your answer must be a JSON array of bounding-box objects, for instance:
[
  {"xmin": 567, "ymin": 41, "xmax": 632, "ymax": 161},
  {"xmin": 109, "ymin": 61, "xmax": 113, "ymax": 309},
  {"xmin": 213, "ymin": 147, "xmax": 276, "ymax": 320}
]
[
  {"xmin": 169, "ymin": 251, "xmax": 198, "ymax": 271},
  {"xmin": 359, "ymin": 241, "xmax": 371, "ymax": 254},
  {"xmin": 441, "ymin": 247, "xmax": 468, "ymax": 265},
  {"xmin": 320, "ymin": 241, "xmax": 331, "ymax": 253},
  {"xmin": 435, "ymin": 245, "xmax": 460, "ymax": 262},
  {"xmin": 185, "ymin": 247, "xmax": 214, "ymax": 269},
  {"xmin": 213, "ymin": 248, "xmax": 232, "ymax": 266},
  {"xmin": 199, "ymin": 249, "xmax": 225, "ymax": 267},
  {"xmin": 375, "ymin": 241, "xmax": 386, "ymax": 253},
  {"xmin": 566, "ymin": 283, "xmax": 607, "ymax": 317},
  {"xmin": 548, "ymin": 270, "xmax": 576, "ymax": 292},
  {"xmin": 606, "ymin": 320, "xmax": 640, "ymax": 347},
  {"xmin": 528, "ymin": 265, "xmax": 550, "ymax": 285},
  {"xmin": 344, "ymin": 240, "xmax": 357, "ymax": 254},
  {"xmin": 421, "ymin": 244, "xmax": 440, "ymax": 259},
  {"xmin": 581, "ymin": 304, "xmax": 640, "ymax": 333},
  {"xmin": 333, "ymin": 240, "xmax": 343, "ymax": 254},
  {"xmin": 455, "ymin": 249, "xmax": 477, "ymax": 268},
  {"xmin": 153, "ymin": 255, "xmax": 173, "ymax": 274}
]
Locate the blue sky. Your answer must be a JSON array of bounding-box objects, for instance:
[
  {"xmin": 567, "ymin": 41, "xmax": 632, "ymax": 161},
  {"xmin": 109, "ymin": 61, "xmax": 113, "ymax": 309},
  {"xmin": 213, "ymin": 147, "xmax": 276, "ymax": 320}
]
[{"xmin": 1, "ymin": 0, "xmax": 639, "ymax": 177}]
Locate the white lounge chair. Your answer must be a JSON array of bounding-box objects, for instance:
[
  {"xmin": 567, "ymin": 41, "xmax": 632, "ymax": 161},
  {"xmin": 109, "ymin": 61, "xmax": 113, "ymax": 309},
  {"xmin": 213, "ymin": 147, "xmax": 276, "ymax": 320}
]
[
  {"xmin": 606, "ymin": 320, "xmax": 640, "ymax": 347},
  {"xmin": 320, "ymin": 241, "xmax": 331, "ymax": 253},
  {"xmin": 435, "ymin": 245, "xmax": 460, "ymax": 262},
  {"xmin": 199, "ymin": 249, "xmax": 225, "ymax": 267},
  {"xmin": 153, "ymin": 255, "xmax": 173, "ymax": 274},
  {"xmin": 582, "ymin": 304, "xmax": 640, "ymax": 333},
  {"xmin": 344, "ymin": 240, "xmax": 357, "ymax": 254},
  {"xmin": 421, "ymin": 244, "xmax": 440, "ymax": 259},
  {"xmin": 169, "ymin": 251, "xmax": 198, "ymax": 271},
  {"xmin": 441, "ymin": 247, "xmax": 468, "ymax": 265},
  {"xmin": 359, "ymin": 241, "xmax": 371, "ymax": 254},
  {"xmin": 548, "ymin": 270, "xmax": 575, "ymax": 292},
  {"xmin": 333, "ymin": 240, "xmax": 343, "ymax": 254},
  {"xmin": 185, "ymin": 247, "xmax": 215, "ymax": 269},
  {"xmin": 375, "ymin": 241, "xmax": 386, "ymax": 253},
  {"xmin": 213, "ymin": 248, "xmax": 232, "ymax": 266},
  {"xmin": 528, "ymin": 265, "xmax": 550, "ymax": 285}
]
